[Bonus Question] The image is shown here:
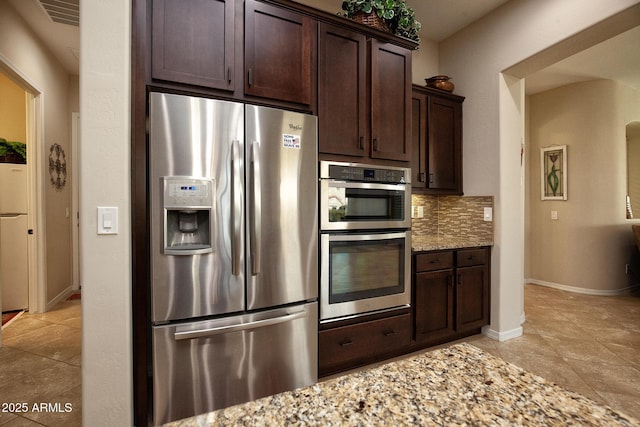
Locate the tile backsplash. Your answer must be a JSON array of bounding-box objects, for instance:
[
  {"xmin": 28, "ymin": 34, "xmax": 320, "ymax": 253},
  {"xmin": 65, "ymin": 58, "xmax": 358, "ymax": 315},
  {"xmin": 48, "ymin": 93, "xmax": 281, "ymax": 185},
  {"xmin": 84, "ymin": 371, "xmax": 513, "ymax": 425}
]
[{"xmin": 411, "ymin": 194, "xmax": 494, "ymax": 242}]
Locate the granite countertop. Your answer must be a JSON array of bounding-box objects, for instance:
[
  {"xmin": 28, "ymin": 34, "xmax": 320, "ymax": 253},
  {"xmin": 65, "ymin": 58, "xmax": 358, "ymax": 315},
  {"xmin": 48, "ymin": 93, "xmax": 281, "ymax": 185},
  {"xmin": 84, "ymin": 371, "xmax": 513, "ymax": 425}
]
[
  {"xmin": 411, "ymin": 234, "xmax": 493, "ymax": 252},
  {"xmin": 164, "ymin": 343, "xmax": 638, "ymax": 427}
]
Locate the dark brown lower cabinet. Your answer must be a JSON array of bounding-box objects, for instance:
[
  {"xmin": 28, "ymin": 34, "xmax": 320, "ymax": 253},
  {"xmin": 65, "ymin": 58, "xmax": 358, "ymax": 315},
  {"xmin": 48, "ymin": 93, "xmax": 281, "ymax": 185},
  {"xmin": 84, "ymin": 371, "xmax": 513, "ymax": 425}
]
[
  {"xmin": 413, "ymin": 247, "xmax": 490, "ymax": 346},
  {"xmin": 318, "ymin": 313, "xmax": 411, "ymax": 376}
]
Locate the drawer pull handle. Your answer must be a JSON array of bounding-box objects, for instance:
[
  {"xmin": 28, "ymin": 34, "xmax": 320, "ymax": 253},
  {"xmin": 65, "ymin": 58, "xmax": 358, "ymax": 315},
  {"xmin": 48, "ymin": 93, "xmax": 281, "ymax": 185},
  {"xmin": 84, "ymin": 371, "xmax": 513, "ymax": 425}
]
[
  {"xmin": 430, "ymin": 259, "xmax": 438, "ymax": 264},
  {"xmin": 339, "ymin": 339, "xmax": 353, "ymax": 347},
  {"xmin": 383, "ymin": 330, "xmax": 396, "ymax": 337}
]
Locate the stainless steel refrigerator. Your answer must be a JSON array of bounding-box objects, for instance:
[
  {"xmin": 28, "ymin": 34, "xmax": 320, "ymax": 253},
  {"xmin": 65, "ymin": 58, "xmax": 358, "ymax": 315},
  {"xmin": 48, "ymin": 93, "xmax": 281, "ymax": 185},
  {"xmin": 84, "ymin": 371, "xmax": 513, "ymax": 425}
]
[{"xmin": 149, "ymin": 92, "xmax": 318, "ymax": 425}]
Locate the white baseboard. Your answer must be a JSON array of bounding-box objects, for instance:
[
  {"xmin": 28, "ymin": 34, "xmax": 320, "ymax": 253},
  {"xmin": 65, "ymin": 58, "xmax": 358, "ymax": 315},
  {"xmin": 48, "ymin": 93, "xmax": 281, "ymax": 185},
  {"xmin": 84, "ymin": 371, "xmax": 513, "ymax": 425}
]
[
  {"xmin": 526, "ymin": 279, "xmax": 639, "ymax": 296},
  {"xmin": 46, "ymin": 286, "xmax": 75, "ymax": 312},
  {"xmin": 483, "ymin": 325, "xmax": 523, "ymax": 341}
]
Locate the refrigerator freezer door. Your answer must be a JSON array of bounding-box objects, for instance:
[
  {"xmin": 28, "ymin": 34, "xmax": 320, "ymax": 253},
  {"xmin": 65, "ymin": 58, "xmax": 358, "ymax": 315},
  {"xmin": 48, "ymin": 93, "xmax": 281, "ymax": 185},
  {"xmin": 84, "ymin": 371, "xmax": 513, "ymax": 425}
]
[
  {"xmin": 149, "ymin": 92, "xmax": 245, "ymax": 322},
  {"xmin": 152, "ymin": 302, "xmax": 318, "ymax": 425},
  {"xmin": 0, "ymin": 164, "xmax": 28, "ymax": 214},
  {"xmin": 1, "ymin": 215, "xmax": 29, "ymax": 311},
  {"xmin": 245, "ymin": 105, "xmax": 318, "ymax": 310}
]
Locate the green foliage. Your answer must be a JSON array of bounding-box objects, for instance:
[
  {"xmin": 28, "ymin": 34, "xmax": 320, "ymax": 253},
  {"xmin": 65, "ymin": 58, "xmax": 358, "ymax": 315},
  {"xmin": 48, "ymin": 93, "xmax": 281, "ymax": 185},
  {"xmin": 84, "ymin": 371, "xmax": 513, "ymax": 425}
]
[
  {"xmin": 0, "ymin": 137, "xmax": 27, "ymax": 161},
  {"xmin": 341, "ymin": 0, "xmax": 421, "ymax": 43}
]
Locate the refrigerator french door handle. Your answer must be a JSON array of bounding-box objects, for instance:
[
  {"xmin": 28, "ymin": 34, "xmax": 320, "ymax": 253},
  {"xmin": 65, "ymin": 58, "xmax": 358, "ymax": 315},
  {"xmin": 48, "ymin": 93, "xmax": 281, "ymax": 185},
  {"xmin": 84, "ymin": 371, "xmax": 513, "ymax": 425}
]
[
  {"xmin": 231, "ymin": 140, "xmax": 242, "ymax": 276},
  {"xmin": 173, "ymin": 310, "xmax": 307, "ymax": 340},
  {"xmin": 250, "ymin": 142, "xmax": 262, "ymax": 275}
]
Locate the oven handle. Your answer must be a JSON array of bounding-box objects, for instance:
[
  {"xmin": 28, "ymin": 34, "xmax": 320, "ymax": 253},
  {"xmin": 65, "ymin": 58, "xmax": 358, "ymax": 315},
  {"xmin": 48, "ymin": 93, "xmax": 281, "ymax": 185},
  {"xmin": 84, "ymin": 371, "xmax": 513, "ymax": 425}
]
[
  {"xmin": 324, "ymin": 231, "xmax": 410, "ymax": 242},
  {"xmin": 324, "ymin": 180, "xmax": 410, "ymax": 192}
]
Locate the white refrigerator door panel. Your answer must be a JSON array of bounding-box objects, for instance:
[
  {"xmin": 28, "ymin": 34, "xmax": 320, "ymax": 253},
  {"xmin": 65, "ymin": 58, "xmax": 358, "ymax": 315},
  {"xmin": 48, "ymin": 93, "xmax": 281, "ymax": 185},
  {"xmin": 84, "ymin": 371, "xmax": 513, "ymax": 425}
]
[
  {"xmin": 1, "ymin": 215, "xmax": 29, "ymax": 311},
  {"xmin": 0, "ymin": 164, "xmax": 28, "ymax": 214}
]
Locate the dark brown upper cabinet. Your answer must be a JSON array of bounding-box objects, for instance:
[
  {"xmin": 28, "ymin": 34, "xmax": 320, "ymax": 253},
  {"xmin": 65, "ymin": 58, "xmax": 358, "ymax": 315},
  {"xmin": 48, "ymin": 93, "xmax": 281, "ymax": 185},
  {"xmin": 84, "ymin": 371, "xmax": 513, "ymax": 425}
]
[
  {"xmin": 318, "ymin": 22, "xmax": 411, "ymax": 163},
  {"xmin": 318, "ymin": 23, "xmax": 366, "ymax": 157},
  {"xmin": 412, "ymin": 86, "xmax": 464, "ymax": 194},
  {"xmin": 244, "ymin": 0, "xmax": 315, "ymax": 106},
  {"xmin": 151, "ymin": 0, "xmax": 315, "ymax": 107},
  {"xmin": 151, "ymin": 0, "xmax": 235, "ymax": 91}
]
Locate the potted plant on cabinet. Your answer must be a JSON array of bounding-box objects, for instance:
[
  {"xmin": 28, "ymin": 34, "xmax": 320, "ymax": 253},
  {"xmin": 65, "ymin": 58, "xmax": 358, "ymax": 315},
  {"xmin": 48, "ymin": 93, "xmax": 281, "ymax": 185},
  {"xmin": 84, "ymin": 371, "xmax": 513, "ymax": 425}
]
[{"xmin": 340, "ymin": 0, "xmax": 421, "ymax": 43}]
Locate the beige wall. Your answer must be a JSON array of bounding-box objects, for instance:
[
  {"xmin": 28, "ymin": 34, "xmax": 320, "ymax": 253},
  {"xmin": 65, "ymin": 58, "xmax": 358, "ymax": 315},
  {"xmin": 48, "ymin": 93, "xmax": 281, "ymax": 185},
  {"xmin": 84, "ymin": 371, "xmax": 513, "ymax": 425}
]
[
  {"xmin": 80, "ymin": 0, "xmax": 132, "ymax": 424},
  {"xmin": 0, "ymin": 1, "xmax": 76, "ymax": 308},
  {"xmin": 0, "ymin": 72, "xmax": 26, "ymax": 144},
  {"xmin": 527, "ymin": 79, "xmax": 640, "ymax": 293},
  {"xmin": 439, "ymin": 0, "xmax": 640, "ymax": 339}
]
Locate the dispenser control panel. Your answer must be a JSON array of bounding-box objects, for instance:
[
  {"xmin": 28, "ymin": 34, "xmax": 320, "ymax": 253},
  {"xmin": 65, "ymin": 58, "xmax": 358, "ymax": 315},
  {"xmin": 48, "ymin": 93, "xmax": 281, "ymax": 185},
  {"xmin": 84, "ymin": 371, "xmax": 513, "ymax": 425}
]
[
  {"xmin": 162, "ymin": 177, "xmax": 215, "ymax": 255},
  {"xmin": 163, "ymin": 177, "xmax": 214, "ymax": 208}
]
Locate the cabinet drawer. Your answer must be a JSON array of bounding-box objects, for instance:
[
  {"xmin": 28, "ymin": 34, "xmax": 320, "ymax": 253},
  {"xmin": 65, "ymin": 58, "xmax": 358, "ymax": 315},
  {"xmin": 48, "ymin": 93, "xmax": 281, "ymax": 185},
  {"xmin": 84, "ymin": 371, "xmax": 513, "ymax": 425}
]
[
  {"xmin": 415, "ymin": 251, "xmax": 453, "ymax": 272},
  {"xmin": 456, "ymin": 248, "xmax": 487, "ymax": 267},
  {"xmin": 319, "ymin": 314, "xmax": 411, "ymax": 373}
]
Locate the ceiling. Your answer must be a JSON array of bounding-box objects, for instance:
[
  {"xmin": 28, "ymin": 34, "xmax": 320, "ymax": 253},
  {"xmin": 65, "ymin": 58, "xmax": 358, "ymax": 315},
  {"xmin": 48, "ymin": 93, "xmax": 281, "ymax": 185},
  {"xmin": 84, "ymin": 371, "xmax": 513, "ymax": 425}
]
[{"xmin": 7, "ymin": 0, "xmax": 639, "ymax": 95}]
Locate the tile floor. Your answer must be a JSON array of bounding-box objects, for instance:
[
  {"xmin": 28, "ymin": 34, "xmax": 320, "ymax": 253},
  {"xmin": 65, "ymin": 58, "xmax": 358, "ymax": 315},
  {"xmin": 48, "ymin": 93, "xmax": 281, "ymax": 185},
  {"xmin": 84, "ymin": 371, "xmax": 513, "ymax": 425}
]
[
  {"xmin": 0, "ymin": 299, "xmax": 81, "ymax": 426},
  {"xmin": 461, "ymin": 284, "xmax": 640, "ymax": 420},
  {"xmin": 0, "ymin": 284, "xmax": 639, "ymax": 426}
]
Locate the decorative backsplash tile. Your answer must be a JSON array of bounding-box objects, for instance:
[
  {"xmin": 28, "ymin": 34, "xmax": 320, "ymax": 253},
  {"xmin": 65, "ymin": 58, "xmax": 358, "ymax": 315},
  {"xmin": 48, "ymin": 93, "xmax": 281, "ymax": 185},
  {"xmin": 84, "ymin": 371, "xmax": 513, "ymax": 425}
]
[{"xmin": 411, "ymin": 194, "xmax": 494, "ymax": 244}]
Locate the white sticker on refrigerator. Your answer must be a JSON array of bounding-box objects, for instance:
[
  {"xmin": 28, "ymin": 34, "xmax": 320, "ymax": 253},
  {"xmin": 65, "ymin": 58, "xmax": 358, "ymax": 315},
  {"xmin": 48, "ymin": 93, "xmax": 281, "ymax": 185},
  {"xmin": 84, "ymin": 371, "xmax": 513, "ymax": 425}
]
[{"xmin": 283, "ymin": 134, "xmax": 301, "ymax": 149}]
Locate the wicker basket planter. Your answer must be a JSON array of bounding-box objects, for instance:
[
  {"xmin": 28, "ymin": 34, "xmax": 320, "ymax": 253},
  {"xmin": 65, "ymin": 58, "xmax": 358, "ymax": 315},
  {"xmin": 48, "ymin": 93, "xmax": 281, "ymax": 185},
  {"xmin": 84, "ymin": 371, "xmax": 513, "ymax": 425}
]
[{"xmin": 352, "ymin": 11, "xmax": 389, "ymax": 32}]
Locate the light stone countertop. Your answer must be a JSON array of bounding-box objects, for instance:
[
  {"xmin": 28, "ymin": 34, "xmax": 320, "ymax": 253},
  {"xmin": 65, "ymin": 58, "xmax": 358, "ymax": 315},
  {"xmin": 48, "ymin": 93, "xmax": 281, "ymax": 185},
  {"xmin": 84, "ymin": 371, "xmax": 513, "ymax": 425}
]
[
  {"xmin": 411, "ymin": 234, "xmax": 492, "ymax": 252},
  {"xmin": 163, "ymin": 343, "xmax": 638, "ymax": 427}
]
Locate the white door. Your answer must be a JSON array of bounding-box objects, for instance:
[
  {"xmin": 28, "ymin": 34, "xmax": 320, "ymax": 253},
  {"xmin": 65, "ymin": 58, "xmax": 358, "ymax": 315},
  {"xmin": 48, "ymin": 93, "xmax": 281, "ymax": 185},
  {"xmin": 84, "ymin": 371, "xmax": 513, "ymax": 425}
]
[{"xmin": 1, "ymin": 215, "xmax": 29, "ymax": 311}]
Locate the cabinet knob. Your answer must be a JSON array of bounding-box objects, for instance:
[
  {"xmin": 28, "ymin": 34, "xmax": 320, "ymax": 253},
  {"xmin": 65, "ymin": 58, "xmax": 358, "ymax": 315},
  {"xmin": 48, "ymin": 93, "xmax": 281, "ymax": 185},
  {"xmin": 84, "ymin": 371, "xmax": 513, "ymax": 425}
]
[
  {"xmin": 373, "ymin": 138, "xmax": 379, "ymax": 151},
  {"xmin": 429, "ymin": 173, "xmax": 434, "ymax": 184},
  {"xmin": 339, "ymin": 339, "xmax": 353, "ymax": 347},
  {"xmin": 419, "ymin": 172, "xmax": 426, "ymax": 183},
  {"xmin": 383, "ymin": 330, "xmax": 396, "ymax": 337},
  {"xmin": 359, "ymin": 136, "xmax": 364, "ymax": 150}
]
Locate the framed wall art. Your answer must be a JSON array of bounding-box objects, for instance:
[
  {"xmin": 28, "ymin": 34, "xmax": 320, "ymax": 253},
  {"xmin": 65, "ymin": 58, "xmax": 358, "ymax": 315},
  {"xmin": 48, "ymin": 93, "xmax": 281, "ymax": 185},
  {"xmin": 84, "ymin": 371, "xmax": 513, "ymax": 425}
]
[{"xmin": 541, "ymin": 145, "xmax": 567, "ymax": 201}]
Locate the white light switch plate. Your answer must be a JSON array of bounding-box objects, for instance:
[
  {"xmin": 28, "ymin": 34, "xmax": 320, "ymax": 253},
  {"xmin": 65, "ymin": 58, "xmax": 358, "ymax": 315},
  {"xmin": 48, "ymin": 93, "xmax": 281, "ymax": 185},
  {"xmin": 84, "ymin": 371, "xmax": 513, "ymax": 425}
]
[
  {"xmin": 483, "ymin": 207, "xmax": 493, "ymax": 222},
  {"xmin": 97, "ymin": 207, "xmax": 118, "ymax": 234},
  {"xmin": 551, "ymin": 210, "xmax": 558, "ymax": 220}
]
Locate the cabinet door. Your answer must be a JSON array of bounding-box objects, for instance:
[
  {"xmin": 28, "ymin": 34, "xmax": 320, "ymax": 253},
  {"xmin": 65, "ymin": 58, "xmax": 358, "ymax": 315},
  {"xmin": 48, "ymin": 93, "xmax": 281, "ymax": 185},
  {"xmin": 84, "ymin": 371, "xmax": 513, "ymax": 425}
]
[
  {"xmin": 318, "ymin": 23, "xmax": 366, "ymax": 157},
  {"xmin": 152, "ymin": 0, "xmax": 235, "ymax": 91},
  {"xmin": 428, "ymin": 95, "xmax": 462, "ymax": 192},
  {"xmin": 456, "ymin": 265, "xmax": 489, "ymax": 333},
  {"xmin": 371, "ymin": 41, "xmax": 412, "ymax": 162},
  {"xmin": 245, "ymin": 0, "xmax": 314, "ymax": 105},
  {"xmin": 414, "ymin": 270, "xmax": 454, "ymax": 343}
]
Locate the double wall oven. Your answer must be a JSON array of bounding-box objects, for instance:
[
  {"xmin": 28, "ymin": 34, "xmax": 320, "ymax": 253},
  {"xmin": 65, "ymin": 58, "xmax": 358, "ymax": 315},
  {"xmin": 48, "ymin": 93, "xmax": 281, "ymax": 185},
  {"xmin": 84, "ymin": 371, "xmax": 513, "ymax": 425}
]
[{"xmin": 319, "ymin": 161, "xmax": 411, "ymax": 322}]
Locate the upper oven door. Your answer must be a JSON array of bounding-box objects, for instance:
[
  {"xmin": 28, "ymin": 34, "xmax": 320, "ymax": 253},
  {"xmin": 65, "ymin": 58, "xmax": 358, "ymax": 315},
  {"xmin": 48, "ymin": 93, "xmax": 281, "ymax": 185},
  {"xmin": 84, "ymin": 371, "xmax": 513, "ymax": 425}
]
[{"xmin": 320, "ymin": 180, "xmax": 411, "ymax": 230}]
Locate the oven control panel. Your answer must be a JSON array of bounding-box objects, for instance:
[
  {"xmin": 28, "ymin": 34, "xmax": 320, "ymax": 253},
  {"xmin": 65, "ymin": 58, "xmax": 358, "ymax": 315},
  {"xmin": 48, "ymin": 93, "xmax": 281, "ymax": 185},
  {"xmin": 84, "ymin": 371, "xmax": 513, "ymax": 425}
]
[{"xmin": 322, "ymin": 162, "xmax": 409, "ymax": 184}]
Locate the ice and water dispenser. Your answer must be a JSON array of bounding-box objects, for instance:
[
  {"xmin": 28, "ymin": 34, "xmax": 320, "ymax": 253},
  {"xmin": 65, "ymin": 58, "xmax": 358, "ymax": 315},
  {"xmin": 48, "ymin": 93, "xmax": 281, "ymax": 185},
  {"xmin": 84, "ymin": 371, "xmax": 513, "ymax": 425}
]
[{"xmin": 162, "ymin": 177, "xmax": 214, "ymax": 255}]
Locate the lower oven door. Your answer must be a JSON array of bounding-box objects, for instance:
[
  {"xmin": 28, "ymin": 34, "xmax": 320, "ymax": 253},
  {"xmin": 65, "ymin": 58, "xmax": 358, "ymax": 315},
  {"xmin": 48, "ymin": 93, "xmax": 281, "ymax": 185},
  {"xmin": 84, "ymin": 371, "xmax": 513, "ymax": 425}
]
[{"xmin": 320, "ymin": 231, "xmax": 411, "ymax": 322}]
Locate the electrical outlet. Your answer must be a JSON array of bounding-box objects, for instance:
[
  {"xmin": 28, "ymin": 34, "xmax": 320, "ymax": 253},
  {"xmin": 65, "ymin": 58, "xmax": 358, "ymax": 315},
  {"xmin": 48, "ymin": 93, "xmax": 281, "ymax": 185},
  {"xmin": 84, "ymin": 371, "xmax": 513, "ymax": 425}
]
[
  {"xmin": 411, "ymin": 206, "xmax": 416, "ymax": 219},
  {"xmin": 417, "ymin": 206, "xmax": 424, "ymax": 218},
  {"xmin": 551, "ymin": 211, "xmax": 558, "ymax": 220}
]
